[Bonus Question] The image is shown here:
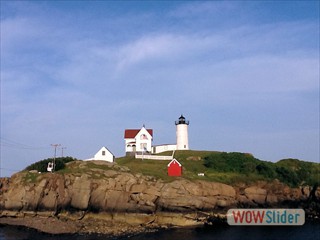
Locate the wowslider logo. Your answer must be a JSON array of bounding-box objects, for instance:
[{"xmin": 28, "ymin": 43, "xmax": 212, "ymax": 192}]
[{"xmin": 227, "ymin": 209, "xmax": 305, "ymax": 226}]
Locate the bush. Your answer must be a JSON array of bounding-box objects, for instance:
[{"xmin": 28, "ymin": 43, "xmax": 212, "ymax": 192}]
[
  {"xmin": 204, "ymin": 152, "xmax": 259, "ymax": 174},
  {"xmin": 275, "ymin": 166, "xmax": 300, "ymax": 187},
  {"xmin": 25, "ymin": 157, "xmax": 76, "ymax": 172},
  {"xmin": 275, "ymin": 159, "xmax": 320, "ymax": 186},
  {"xmin": 256, "ymin": 162, "xmax": 276, "ymax": 178}
]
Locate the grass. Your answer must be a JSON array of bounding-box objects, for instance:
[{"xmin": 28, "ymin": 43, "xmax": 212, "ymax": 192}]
[
  {"xmin": 22, "ymin": 150, "xmax": 319, "ymax": 186},
  {"xmin": 116, "ymin": 150, "xmax": 320, "ymax": 186},
  {"xmin": 116, "ymin": 150, "xmax": 266, "ymax": 184},
  {"xmin": 22, "ymin": 172, "xmax": 40, "ymax": 184},
  {"xmin": 56, "ymin": 161, "xmax": 117, "ymax": 179},
  {"xmin": 116, "ymin": 156, "xmax": 170, "ymax": 180}
]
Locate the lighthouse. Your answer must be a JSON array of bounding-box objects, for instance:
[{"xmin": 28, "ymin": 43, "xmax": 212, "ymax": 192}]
[{"xmin": 175, "ymin": 115, "xmax": 189, "ymax": 150}]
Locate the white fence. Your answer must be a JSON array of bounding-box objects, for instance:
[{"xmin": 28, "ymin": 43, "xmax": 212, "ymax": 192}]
[
  {"xmin": 152, "ymin": 144, "xmax": 177, "ymax": 154},
  {"xmin": 135, "ymin": 154, "xmax": 173, "ymax": 161}
]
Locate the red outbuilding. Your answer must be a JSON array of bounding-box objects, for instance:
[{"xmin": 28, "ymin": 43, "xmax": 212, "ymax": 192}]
[{"xmin": 167, "ymin": 158, "xmax": 182, "ymax": 177}]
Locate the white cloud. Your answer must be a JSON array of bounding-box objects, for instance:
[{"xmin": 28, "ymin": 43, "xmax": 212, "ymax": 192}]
[
  {"xmin": 169, "ymin": 1, "xmax": 237, "ymax": 19},
  {"xmin": 116, "ymin": 34, "xmax": 178, "ymax": 71}
]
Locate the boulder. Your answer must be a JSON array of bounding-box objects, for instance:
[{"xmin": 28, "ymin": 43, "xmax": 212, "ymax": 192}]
[
  {"xmin": 105, "ymin": 190, "xmax": 130, "ymax": 211},
  {"xmin": 200, "ymin": 196, "xmax": 217, "ymax": 209},
  {"xmin": 182, "ymin": 181, "xmax": 203, "ymax": 196},
  {"xmin": 238, "ymin": 195, "xmax": 254, "ymax": 206},
  {"xmin": 130, "ymin": 184, "xmax": 147, "ymax": 193},
  {"xmin": 290, "ymin": 188, "xmax": 302, "ymax": 200},
  {"xmin": 114, "ymin": 173, "xmax": 136, "ymax": 191},
  {"xmin": 315, "ymin": 186, "xmax": 320, "ymax": 200},
  {"xmin": 139, "ymin": 193, "xmax": 158, "ymax": 203},
  {"xmin": 244, "ymin": 187, "xmax": 267, "ymax": 204},
  {"xmin": 216, "ymin": 199, "xmax": 230, "ymax": 207},
  {"xmin": 157, "ymin": 196, "xmax": 205, "ymax": 211},
  {"xmin": 90, "ymin": 181, "xmax": 108, "ymax": 210},
  {"xmin": 266, "ymin": 194, "xmax": 278, "ymax": 205},
  {"xmin": 40, "ymin": 190, "xmax": 57, "ymax": 210},
  {"xmin": 301, "ymin": 186, "xmax": 310, "ymax": 198},
  {"xmin": 4, "ymin": 185, "xmax": 26, "ymax": 210},
  {"xmin": 70, "ymin": 175, "xmax": 91, "ymax": 210},
  {"xmin": 198, "ymin": 181, "xmax": 236, "ymax": 198},
  {"xmin": 143, "ymin": 185, "xmax": 161, "ymax": 196}
]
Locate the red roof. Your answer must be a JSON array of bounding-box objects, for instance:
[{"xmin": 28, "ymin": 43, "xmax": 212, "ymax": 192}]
[
  {"xmin": 167, "ymin": 159, "xmax": 182, "ymax": 167},
  {"xmin": 124, "ymin": 129, "xmax": 153, "ymax": 138}
]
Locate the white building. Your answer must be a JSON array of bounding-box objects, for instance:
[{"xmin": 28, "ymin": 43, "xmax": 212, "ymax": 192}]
[
  {"xmin": 125, "ymin": 115, "xmax": 190, "ymax": 156},
  {"xmin": 175, "ymin": 115, "xmax": 189, "ymax": 150},
  {"xmin": 86, "ymin": 146, "xmax": 115, "ymax": 162},
  {"xmin": 152, "ymin": 144, "xmax": 177, "ymax": 154},
  {"xmin": 124, "ymin": 127, "xmax": 153, "ymax": 155}
]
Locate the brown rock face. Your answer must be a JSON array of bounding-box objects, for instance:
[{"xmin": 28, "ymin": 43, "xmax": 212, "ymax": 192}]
[
  {"xmin": 266, "ymin": 194, "xmax": 278, "ymax": 204},
  {"xmin": 1, "ymin": 161, "xmax": 318, "ymax": 236},
  {"xmin": 157, "ymin": 180, "xmax": 236, "ymax": 211},
  {"xmin": 244, "ymin": 187, "xmax": 267, "ymax": 204},
  {"xmin": 71, "ymin": 175, "xmax": 91, "ymax": 210},
  {"xmin": 315, "ymin": 187, "xmax": 320, "ymax": 200},
  {"xmin": 0, "ymin": 163, "xmax": 237, "ymax": 214}
]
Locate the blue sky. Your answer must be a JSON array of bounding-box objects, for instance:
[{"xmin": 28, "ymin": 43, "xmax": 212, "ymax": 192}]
[{"xmin": 1, "ymin": 1, "xmax": 319, "ymax": 177}]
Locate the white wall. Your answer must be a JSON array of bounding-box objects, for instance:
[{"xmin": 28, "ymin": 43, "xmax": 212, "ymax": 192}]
[
  {"xmin": 176, "ymin": 124, "xmax": 189, "ymax": 150},
  {"xmin": 125, "ymin": 138, "xmax": 136, "ymax": 152},
  {"xmin": 93, "ymin": 147, "xmax": 114, "ymax": 162},
  {"xmin": 135, "ymin": 154, "xmax": 173, "ymax": 160},
  {"xmin": 153, "ymin": 144, "xmax": 177, "ymax": 154},
  {"xmin": 135, "ymin": 128, "xmax": 152, "ymax": 152}
]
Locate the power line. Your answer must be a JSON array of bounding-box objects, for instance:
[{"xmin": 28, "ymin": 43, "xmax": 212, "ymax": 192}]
[
  {"xmin": 61, "ymin": 147, "xmax": 67, "ymax": 157},
  {"xmin": 0, "ymin": 167, "xmax": 22, "ymax": 172},
  {"xmin": 0, "ymin": 137, "xmax": 50, "ymax": 150},
  {"xmin": 51, "ymin": 144, "xmax": 61, "ymax": 172}
]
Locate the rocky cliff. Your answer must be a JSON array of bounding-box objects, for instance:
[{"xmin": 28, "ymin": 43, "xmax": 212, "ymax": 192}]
[{"xmin": 0, "ymin": 161, "xmax": 319, "ymax": 235}]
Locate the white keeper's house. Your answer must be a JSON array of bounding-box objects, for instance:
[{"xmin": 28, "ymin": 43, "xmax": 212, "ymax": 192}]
[{"xmin": 124, "ymin": 127, "xmax": 153, "ymax": 155}]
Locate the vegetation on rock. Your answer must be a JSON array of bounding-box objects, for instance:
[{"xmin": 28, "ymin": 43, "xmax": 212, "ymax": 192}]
[
  {"xmin": 117, "ymin": 150, "xmax": 319, "ymax": 187},
  {"xmin": 25, "ymin": 157, "xmax": 77, "ymax": 172},
  {"xmin": 203, "ymin": 153, "xmax": 319, "ymax": 187},
  {"xmin": 23, "ymin": 151, "xmax": 319, "ymax": 188}
]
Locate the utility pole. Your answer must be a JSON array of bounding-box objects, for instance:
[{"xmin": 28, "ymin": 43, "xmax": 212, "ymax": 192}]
[
  {"xmin": 51, "ymin": 144, "xmax": 61, "ymax": 172},
  {"xmin": 61, "ymin": 147, "xmax": 67, "ymax": 157}
]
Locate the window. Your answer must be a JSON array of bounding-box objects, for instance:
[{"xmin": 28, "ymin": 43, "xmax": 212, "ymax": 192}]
[
  {"xmin": 102, "ymin": 151, "xmax": 106, "ymax": 156},
  {"xmin": 140, "ymin": 143, "xmax": 147, "ymax": 151},
  {"xmin": 140, "ymin": 134, "xmax": 148, "ymax": 140}
]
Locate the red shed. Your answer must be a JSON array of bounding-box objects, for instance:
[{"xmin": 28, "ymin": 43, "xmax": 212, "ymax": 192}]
[{"xmin": 167, "ymin": 158, "xmax": 182, "ymax": 177}]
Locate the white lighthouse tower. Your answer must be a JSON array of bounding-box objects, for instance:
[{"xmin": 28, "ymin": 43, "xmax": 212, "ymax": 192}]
[{"xmin": 175, "ymin": 115, "xmax": 189, "ymax": 150}]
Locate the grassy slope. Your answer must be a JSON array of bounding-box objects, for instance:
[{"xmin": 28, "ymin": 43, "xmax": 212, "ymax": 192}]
[
  {"xmin": 116, "ymin": 150, "xmax": 264, "ymax": 184},
  {"xmin": 23, "ymin": 150, "xmax": 319, "ymax": 186},
  {"xmin": 116, "ymin": 150, "xmax": 320, "ymax": 186}
]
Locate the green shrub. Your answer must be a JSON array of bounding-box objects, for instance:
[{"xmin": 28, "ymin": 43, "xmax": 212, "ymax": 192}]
[
  {"xmin": 25, "ymin": 157, "xmax": 76, "ymax": 172},
  {"xmin": 256, "ymin": 162, "xmax": 276, "ymax": 178},
  {"xmin": 275, "ymin": 166, "xmax": 300, "ymax": 187},
  {"xmin": 203, "ymin": 152, "xmax": 319, "ymax": 186},
  {"xmin": 204, "ymin": 152, "xmax": 259, "ymax": 174}
]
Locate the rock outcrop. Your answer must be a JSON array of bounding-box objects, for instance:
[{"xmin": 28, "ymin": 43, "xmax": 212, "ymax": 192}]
[
  {"xmin": 0, "ymin": 160, "xmax": 319, "ymax": 235},
  {"xmin": 0, "ymin": 162, "xmax": 238, "ymax": 214}
]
